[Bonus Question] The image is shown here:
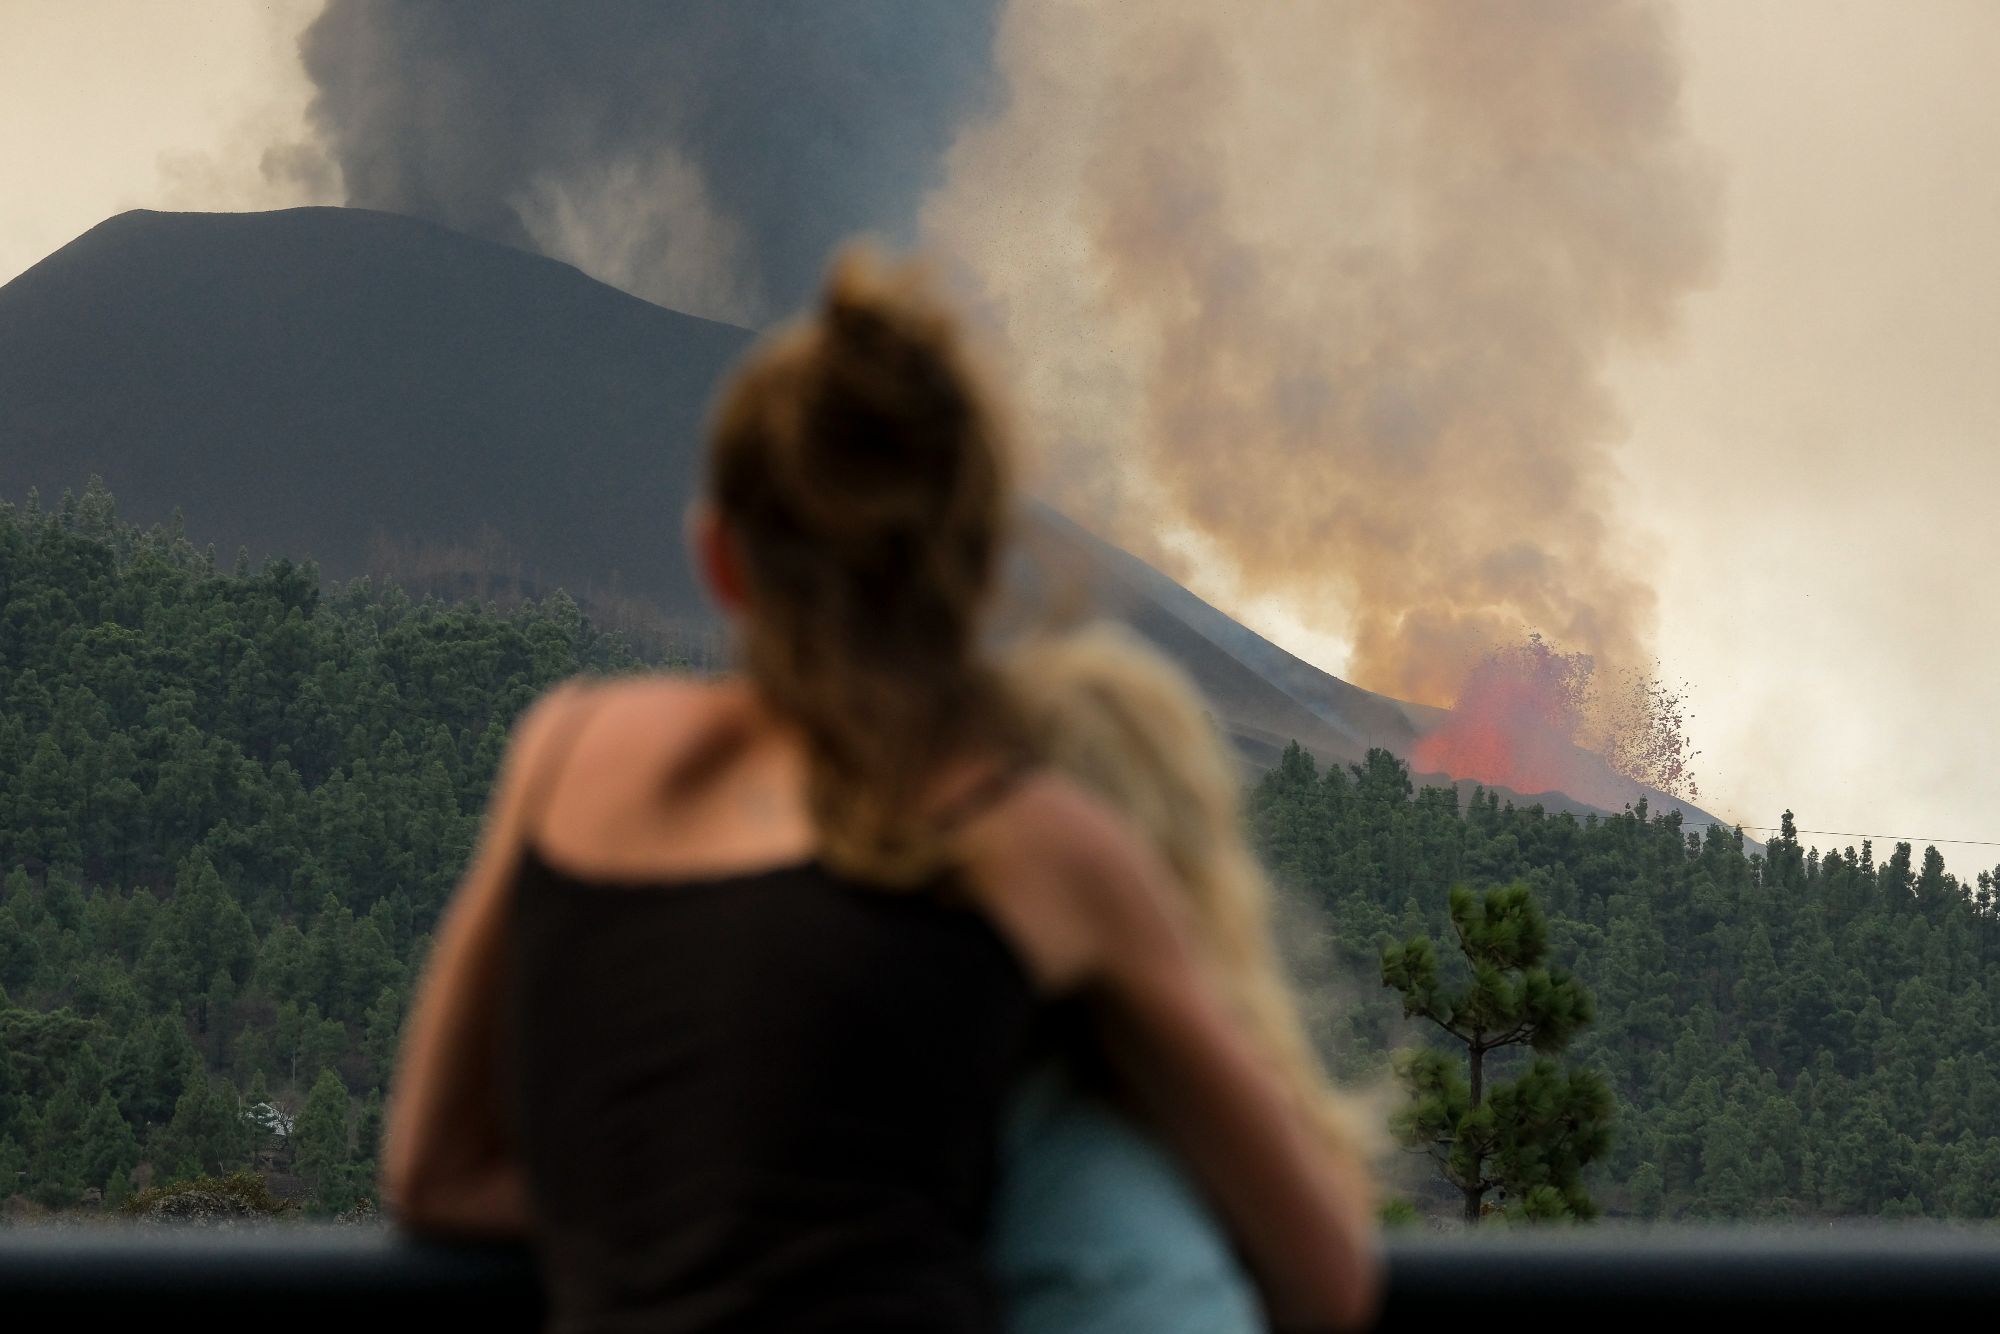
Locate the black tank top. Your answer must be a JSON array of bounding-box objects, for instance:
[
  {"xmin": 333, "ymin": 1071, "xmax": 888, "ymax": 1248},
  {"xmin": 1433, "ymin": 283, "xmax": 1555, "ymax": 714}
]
[{"xmin": 506, "ymin": 754, "xmax": 1038, "ymax": 1332}]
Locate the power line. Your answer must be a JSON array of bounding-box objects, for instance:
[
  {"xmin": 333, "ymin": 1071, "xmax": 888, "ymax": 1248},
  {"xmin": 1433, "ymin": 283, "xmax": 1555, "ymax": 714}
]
[{"xmin": 1673, "ymin": 821, "xmax": 2000, "ymax": 851}]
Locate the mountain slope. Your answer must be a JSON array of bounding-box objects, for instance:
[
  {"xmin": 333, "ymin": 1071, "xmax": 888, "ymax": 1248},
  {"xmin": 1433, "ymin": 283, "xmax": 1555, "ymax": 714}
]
[
  {"xmin": 1021, "ymin": 509, "xmax": 1731, "ymax": 832},
  {"xmin": 0, "ymin": 206, "xmax": 1371, "ymax": 765},
  {"xmin": 0, "ymin": 206, "xmax": 1731, "ymax": 830},
  {"xmin": 1012, "ymin": 506, "xmax": 1377, "ymax": 769},
  {"xmin": 0, "ymin": 207, "xmax": 748, "ymax": 632}
]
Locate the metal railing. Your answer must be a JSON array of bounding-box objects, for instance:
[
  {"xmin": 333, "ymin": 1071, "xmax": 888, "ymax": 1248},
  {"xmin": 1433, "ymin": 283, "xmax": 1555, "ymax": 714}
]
[{"xmin": 3, "ymin": 1224, "xmax": 1998, "ymax": 1329}]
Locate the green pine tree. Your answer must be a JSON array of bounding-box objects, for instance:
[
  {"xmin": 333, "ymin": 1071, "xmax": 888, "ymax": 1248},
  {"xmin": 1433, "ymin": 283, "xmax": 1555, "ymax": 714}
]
[
  {"xmin": 77, "ymin": 1089, "xmax": 142, "ymax": 1194},
  {"xmin": 152, "ymin": 1068, "xmax": 250, "ymax": 1182},
  {"xmin": 293, "ymin": 1067, "xmax": 352, "ymax": 1211},
  {"xmin": 1382, "ymin": 881, "xmax": 1613, "ymax": 1223}
]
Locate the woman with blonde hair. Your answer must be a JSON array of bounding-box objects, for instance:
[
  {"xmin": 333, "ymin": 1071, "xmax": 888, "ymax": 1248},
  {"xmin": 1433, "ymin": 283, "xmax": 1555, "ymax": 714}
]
[
  {"xmin": 383, "ymin": 249, "xmax": 1378, "ymax": 1333},
  {"xmin": 994, "ymin": 623, "xmax": 1375, "ymax": 1334}
]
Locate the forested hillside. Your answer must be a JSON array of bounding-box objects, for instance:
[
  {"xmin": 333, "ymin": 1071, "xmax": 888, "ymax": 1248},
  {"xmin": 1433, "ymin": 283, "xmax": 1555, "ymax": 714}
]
[
  {"xmin": 1250, "ymin": 745, "xmax": 2000, "ymax": 1220},
  {"xmin": 0, "ymin": 482, "xmax": 643, "ymax": 1212},
  {"xmin": 4, "ymin": 482, "xmax": 1999, "ymax": 1222}
]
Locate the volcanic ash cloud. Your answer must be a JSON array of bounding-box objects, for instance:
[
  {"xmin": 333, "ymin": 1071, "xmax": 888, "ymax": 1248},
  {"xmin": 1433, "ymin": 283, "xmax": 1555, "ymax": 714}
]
[
  {"xmin": 923, "ymin": 0, "xmax": 1722, "ymax": 718},
  {"xmin": 292, "ymin": 0, "xmax": 1722, "ymax": 799},
  {"xmin": 297, "ymin": 0, "xmax": 1002, "ymax": 325}
]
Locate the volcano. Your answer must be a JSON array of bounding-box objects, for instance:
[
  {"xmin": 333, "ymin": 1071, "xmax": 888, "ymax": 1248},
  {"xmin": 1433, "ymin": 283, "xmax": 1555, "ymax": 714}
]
[{"xmin": 0, "ymin": 207, "xmax": 1725, "ymax": 829}]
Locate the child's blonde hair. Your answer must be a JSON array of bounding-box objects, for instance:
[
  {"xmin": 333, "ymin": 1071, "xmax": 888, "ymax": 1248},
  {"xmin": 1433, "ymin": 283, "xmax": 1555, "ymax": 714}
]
[{"xmin": 1004, "ymin": 623, "xmax": 1375, "ymax": 1157}]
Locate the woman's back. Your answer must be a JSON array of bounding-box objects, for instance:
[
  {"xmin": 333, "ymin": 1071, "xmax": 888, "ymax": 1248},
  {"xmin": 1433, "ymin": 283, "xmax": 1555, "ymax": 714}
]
[
  {"xmin": 511, "ymin": 848, "xmax": 1034, "ymax": 1332},
  {"xmin": 506, "ymin": 684, "xmax": 1038, "ymax": 1332}
]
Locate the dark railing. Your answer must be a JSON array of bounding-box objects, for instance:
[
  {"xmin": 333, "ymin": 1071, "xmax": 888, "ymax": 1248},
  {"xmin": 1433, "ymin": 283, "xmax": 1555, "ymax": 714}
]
[{"xmin": 3, "ymin": 1225, "xmax": 1999, "ymax": 1329}]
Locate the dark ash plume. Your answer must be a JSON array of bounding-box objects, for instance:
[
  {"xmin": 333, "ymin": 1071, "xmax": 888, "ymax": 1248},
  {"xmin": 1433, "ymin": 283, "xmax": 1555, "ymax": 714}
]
[{"xmin": 299, "ymin": 0, "xmax": 1001, "ymax": 322}]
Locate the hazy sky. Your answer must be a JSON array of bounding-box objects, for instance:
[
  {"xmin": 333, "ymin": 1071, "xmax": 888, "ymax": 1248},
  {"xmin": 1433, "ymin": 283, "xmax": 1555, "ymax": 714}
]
[
  {"xmin": 1607, "ymin": 0, "xmax": 2000, "ymax": 855},
  {"xmin": 0, "ymin": 1, "xmax": 330, "ymax": 268},
  {"xmin": 1, "ymin": 1, "xmax": 1994, "ymax": 866}
]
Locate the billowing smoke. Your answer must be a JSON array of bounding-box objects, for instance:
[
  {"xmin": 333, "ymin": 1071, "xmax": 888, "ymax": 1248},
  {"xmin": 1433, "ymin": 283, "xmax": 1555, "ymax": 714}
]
[
  {"xmin": 298, "ymin": 0, "xmax": 1001, "ymax": 323},
  {"xmin": 923, "ymin": 0, "xmax": 1721, "ymax": 723},
  {"xmin": 294, "ymin": 0, "xmax": 1720, "ymax": 798}
]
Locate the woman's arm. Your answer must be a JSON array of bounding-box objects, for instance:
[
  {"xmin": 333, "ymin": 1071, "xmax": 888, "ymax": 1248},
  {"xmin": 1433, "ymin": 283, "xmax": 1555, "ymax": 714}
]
[
  {"xmin": 379, "ymin": 682, "xmax": 585, "ymax": 1237},
  {"xmin": 979, "ymin": 785, "xmax": 1383, "ymax": 1331}
]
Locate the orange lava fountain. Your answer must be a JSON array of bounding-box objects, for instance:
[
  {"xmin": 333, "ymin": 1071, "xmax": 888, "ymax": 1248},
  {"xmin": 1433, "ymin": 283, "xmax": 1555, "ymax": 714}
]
[{"xmin": 1411, "ymin": 635, "xmax": 1699, "ymax": 807}]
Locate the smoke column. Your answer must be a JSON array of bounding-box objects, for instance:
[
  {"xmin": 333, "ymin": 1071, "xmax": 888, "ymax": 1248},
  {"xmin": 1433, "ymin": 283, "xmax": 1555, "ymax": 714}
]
[
  {"xmin": 923, "ymin": 0, "xmax": 1721, "ymax": 716},
  {"xmin": 295, "ymin": 1, "xmax": 1719, "ymax": 796},
  {"xmin": 298, "ymin": 0, "xmax": 1001, "ymax": 323}
]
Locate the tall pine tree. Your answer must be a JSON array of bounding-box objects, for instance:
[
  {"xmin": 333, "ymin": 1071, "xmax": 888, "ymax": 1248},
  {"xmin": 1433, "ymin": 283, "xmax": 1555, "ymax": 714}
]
[{"xmin": 1383, "ymin": 881, "xmax": 1613, "ymax": 1222}]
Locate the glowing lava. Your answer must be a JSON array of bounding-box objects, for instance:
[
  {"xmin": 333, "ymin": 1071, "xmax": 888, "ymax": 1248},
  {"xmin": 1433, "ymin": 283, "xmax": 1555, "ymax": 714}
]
[{"xmin": 1410, "ymin": 635, "xmax": 1699, "ymax": 807}]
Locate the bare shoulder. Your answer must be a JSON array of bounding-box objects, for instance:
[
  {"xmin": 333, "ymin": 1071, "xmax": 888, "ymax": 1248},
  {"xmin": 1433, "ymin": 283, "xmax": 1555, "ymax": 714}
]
[
  {"xmin": 527, "ymin": 673, "xmax": 743, "ymax": 749},
  {"xmin": 956, "ymin": 770, "xmax": 1183, "ymax": 994},
  {"xmin": 556, "ymin": 671, "xmax": 735, "ymax": 719},
  {"xmin": 982, "ymin": 771, "xmax": 1151, "ymax": 877}
]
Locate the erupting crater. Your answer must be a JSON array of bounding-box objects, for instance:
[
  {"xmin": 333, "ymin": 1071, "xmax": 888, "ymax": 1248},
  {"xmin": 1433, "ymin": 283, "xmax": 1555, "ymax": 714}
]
[{"xmin": 1411, "ymin": 635, "xmax": 1698, "ymax": 810}]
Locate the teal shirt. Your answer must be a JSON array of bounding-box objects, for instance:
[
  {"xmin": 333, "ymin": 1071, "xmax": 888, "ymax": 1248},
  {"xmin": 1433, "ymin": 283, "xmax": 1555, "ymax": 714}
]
[{"xmin": 990, "ymin": 1063, "xmax": 1266, "ymax": 1334}]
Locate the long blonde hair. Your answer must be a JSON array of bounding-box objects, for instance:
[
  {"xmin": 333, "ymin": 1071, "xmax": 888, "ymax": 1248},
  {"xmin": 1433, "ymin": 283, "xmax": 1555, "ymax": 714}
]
[{"xmin": 1005, "ymin": 623, "xmax": 1374, "ymax": 1156}]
